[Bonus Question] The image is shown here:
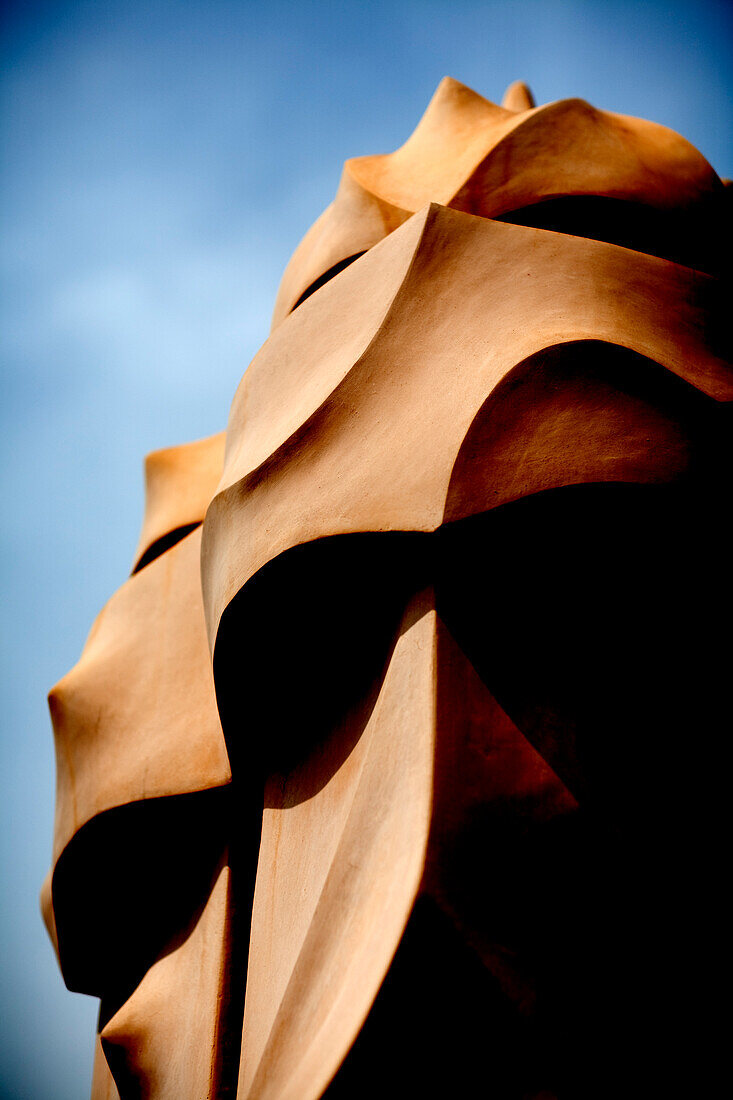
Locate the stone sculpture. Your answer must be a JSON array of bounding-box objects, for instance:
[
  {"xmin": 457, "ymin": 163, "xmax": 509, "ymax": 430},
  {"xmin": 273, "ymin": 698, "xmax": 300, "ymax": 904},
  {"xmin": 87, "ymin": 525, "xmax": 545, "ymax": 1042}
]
[{"xmin": 44, "ymin": 78, "xmax": 730, "ymax": 1099}]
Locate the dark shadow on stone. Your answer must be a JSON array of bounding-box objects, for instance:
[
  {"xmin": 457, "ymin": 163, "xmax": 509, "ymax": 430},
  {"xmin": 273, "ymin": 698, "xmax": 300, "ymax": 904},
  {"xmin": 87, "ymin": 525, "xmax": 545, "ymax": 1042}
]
[
  {"xmin": 324, "ymin": 895, "xmax": 555, "ymax": 1099},
  {"xmin": 290, "ymin": 253, "xmax": 367, "ymax": 314},
  {"xmin": 53, "ymin": 787, "xmax": 231, "ymax": 1001},
  {"xmin": 132, "ymin": 522, "xmax": 201, "ymax": 573},
  {"xmin": 430, "ymin": 481, "xmax": 729, "ymax": 1096},
  {"xmin": 213, "ymin": 532, "xmax": 431, "ymax": 801},
  {"xmin": 436, "ymin": 481, "xmax": 726, "ymax": 820},
  {"xmin": 498, "ymin": 193, "xmax": 728, "ymax": 275},
  {"xmin": 92, "ymin": 776, "xmax": 259, "ymax": 1100},
  {"xmin": 212, "ymin": 426, "xmax": 729, "ymax": 1095}
]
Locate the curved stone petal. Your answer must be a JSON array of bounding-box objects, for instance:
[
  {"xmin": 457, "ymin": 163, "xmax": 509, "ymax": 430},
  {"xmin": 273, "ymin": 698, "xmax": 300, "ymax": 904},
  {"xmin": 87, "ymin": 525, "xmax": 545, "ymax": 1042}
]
[
  {"xmin": 203, "ymin": 205, "xmax": 731, "ymax": 649},
  {"xmin": 132, "ymin": 432, "xmax": 225, "ymax": 571},
  {"xmin": 272, "ymin": 77, "xmax": 722, "ymax": 324},
  {"xmin": 101, "ymin": 863, "xmax": 237, "ymax": 1100},
  {"xmin": 450, "ymin": 96, "xmax": 719, "ymax": 217},
  {"xmin": 45, "ymin": 436, "xmax": 230, "ymax": 1003},
  {"xmin": 238, "ymin": 592, "xmax": 437, "ymax": 1100},
  {"xmin": 50, "ymin": 527, "xmax": 230, "ymax": 866},
  {"xmin": 236, "ymin": 580, "xmax": 582, "ymax": 1099}
]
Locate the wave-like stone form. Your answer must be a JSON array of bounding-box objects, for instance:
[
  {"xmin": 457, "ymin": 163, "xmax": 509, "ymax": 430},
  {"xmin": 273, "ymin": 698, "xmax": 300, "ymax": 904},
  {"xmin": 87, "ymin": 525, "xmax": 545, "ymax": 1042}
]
[
  {"xmin": 271, "ymin": 76, "xmax": 725, "ymax": 325},
  {"xmin": 43, "ymin": 434, "xmax": 234, "ymax": 1096},
  {"xmin": 203, "ymin": 203, "xmax": 730, "ymax": 647},
  {"xmin": 44, "ymin": 76, "xmax": 731, "ymax": 1100},
  {"xmin": 101, "ymin": 863, "xmax": 235, "ymax": 1100},
  {"xmin": 50, "ymin": 526, "xmax": 229, "ymax": 869},
  {"xmin": 132, "ymin": 432, "xmax": 225, "ymax": 570}
]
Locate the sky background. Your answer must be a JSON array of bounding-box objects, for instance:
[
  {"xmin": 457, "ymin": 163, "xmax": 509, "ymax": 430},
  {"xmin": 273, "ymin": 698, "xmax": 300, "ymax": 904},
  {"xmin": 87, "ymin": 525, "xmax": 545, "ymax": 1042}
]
[{"xmin": 1, "ymin": 1, "xmax": 731, "ymax": 1096}]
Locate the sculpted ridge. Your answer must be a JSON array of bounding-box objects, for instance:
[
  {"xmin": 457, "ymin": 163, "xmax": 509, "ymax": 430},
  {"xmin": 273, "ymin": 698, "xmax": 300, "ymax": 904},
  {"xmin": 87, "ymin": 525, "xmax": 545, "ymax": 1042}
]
[
  {"xmin": 203, "ymin": 202, "xmax": 730, "ymax": 647},
  {"xmin": 43, "ymin": 77, "xmax": 731, "ymax": 1100},
  {"xmin": 272, "ymin": 76, "xmax": 725, "ymax": 325}
]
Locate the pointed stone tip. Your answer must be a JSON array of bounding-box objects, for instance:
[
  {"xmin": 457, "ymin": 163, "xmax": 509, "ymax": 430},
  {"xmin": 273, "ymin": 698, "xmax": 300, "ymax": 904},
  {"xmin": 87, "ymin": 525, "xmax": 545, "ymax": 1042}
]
[
  {"xmin": 432, "ymin": 75, "xmax": 492, "ymax": 107},
  {"xmin": 502, "ymin": 80, "xmax": 535, "ymax": 111},
  {"xmin": 437, "ymin": 75, "xmax": 467, "ymax": 92}
]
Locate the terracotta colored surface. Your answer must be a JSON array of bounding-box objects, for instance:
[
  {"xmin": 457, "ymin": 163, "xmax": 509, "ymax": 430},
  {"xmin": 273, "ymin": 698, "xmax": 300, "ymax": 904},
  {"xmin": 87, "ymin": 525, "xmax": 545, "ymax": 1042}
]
[
  {"xmin": 101, "ymin": 864, "xmax": 235, "ymax": 1100},
  {"xmin": 49, "ymin": 525, "xmax": 229, "ymax": 868},
  {"xmin": 271, "ymin": 77, "xmax": 723, "ymax": 325},
  {"xmin": 202, "ymin": 204, "xmax": 728, "ymax": 647},
  {"xmin": 501, "ymin": 79, "xmax": 535, "ymax": 111},
  {"xmin": 132, "ymin": 432, "xmax": 226, "ymax": 569},
  {"xmin": 235, "ymin": 588, "xmax": 585, "ymax": 1099},
  {"xmin": 43, "ymin": 432, "xmax": 233, "ymax": 1094},
  {"xmin": 91, "ymin": 1035, "xmax": 121, "ymax": 1100},
  {"xmin": 44, "ymin": 76, "xmax": 730, "ymax": 1099},
  {"xmin": 239, "ymin": 592, "xmax": 436, "ymax": 1100}
]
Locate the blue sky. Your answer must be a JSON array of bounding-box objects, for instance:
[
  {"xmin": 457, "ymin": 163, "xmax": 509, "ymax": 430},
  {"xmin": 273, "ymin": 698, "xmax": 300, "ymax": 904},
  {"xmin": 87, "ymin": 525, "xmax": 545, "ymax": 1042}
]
[{"xmin": 1, "ymin": 1, "xmax": 731, "ymax": 1096}]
